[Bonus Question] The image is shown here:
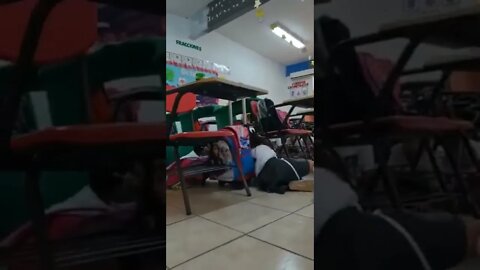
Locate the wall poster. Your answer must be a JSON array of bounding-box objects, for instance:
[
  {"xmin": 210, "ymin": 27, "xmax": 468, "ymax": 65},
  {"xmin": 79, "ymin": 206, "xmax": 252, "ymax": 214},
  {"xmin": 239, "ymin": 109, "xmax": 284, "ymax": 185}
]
[{"xmin": 288, "ymin": 75, "xmax": 313, "ymax": 98}]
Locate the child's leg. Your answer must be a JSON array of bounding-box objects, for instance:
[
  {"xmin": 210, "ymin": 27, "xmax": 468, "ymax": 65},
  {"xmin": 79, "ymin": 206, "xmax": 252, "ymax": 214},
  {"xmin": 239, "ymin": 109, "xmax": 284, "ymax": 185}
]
[
  {"xmin": 308, "ymin": 159, "xmax": 314, "ymax": 174},
  {"xmin": 283, "ymin": 158, "xmax": 311, "ymax": 178},
  {"xmin": 285, "ymin": 159, "xmax": 314, "ymax": 192},
  {"xmin": 288, "ymin": 179, "xmax": 313, "ymax": 192}
]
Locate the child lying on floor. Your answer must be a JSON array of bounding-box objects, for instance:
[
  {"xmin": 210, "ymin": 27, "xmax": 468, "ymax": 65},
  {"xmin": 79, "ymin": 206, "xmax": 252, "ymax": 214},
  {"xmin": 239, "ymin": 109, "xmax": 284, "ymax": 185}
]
[
  {"xmin": 315, "ymin": 147, "xmax": 480, "ymax": 270},
  {"xmin": 250, "ymin": 132, "xmax": 314, "ymax": 194}
]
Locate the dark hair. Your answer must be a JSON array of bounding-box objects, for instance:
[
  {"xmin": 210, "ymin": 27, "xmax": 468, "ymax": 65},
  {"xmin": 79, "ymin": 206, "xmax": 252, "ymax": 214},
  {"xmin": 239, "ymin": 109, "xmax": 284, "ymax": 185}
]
[
  {"xmin": 89, "ymin": 170, "xmax": 125, "ymax": 202},
  {"xmin": 250, "ymin": 132, "xmax": 275, "ymax": 150},
  {"xmin": 208, "ymin": 143, "xmax": 222, "ymax": 165}
]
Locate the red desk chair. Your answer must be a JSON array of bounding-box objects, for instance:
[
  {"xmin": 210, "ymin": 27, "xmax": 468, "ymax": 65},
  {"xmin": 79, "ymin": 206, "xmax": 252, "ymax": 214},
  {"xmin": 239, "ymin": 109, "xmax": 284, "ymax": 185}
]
[
  {"xmin": 316, "ymin": 16, "xmax": 479, "ymax": 215},
  {"xmin": 250, "ymin": 100, "xmax": 313, "ymax": 159},
  {"xmin": 167, "ymin": 80, "xmax": 252, "ymax": 215},
  {"xmin": 0, "ymin": 1, "xmax": 166, "ymax": 269}
]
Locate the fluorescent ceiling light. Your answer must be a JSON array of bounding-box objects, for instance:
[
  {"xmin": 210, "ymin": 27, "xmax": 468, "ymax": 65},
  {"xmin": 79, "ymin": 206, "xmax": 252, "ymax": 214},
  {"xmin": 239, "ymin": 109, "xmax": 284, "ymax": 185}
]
[
  {"xmin": 97, "ymin": 22, "xmax": 110, "ymax": 28},
  {"xmin": 270, "ymin": 23, "xmax": 305, "ymax": 49}
]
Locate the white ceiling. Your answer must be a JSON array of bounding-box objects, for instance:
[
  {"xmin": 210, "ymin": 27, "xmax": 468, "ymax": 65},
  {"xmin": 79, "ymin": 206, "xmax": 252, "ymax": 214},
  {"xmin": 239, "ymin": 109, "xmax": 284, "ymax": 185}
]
[
  {"xmin": 167, "ymin": 0, "xmax": 314, "ymax": 65},
  {"xmin": 166, "ymin": 0, "xmax": 211, "ymax": 18}
]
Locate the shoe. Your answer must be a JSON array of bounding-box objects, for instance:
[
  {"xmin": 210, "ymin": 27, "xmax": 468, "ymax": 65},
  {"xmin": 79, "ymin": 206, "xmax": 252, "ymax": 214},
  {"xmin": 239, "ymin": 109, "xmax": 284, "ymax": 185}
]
[{"xmin": 289, "ymin": 180, "xmax": 313, "ymax": 192}]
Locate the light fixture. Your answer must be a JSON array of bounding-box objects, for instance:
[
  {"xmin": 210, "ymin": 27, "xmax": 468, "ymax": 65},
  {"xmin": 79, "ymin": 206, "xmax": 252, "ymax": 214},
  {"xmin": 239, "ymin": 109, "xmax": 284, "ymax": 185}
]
[
  {"xmin": 97, "ymin": 22, "xmax": 110, "ymax": 28},
  {"xmin": 270, "ymin": 23, "xmax": 305, "ymax": 49}
]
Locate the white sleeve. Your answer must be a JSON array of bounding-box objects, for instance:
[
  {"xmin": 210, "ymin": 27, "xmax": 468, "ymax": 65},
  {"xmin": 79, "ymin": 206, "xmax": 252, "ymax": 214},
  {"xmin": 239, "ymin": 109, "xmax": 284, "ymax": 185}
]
[{"xmin": 314, "ymin": 168, "xmax": 360, "ymax": 237}]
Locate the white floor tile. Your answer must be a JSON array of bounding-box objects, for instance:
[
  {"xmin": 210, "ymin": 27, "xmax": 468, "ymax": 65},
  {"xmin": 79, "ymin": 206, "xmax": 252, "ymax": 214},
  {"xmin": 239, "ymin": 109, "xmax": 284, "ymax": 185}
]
[
  {"xmin": 167, "ymin": 217, "xmax": 242, "ymax": 268},
  {"xmin": 173, "ymin": 236, "xmax": 313, "ymax": 270},
  {"xmin": 250, "ymin": 214, "xmax": 314, "ymax": 259},
  {"xmin": 249, "ymin": 192, "xmax": 313, "ymax": 212},
  {"xmin": 202, "ymin": 202, "xmax": 289, "ymax": 233}
]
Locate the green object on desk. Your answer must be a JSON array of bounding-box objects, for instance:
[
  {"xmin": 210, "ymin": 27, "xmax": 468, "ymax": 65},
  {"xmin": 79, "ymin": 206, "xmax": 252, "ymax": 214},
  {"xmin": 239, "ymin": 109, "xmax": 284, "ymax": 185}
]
[
  {"xmin": 193, "ymin": 105, "xmax": 222, "ymax": 120},
  {"xmin": 214, "ymin": 98, "xmax": 259, "ymax": 128}
]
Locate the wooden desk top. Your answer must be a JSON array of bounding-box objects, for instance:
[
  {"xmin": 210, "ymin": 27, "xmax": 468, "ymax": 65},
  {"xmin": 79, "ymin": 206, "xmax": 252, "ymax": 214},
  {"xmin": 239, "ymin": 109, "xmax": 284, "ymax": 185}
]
[
  {"xmin": 379, "ymin": 6, "xmax": 480, "ymax": 48},
  {"xmin": 424, "ymin": 53, "xmax": 480, "ymax": 70},
  {"xmin": 277, "ymin": 95, "xmax": 314, "ymax": 109},
  {"xmin": 167, "ymin": 78, "xmax": 269, "ymax": 101}
]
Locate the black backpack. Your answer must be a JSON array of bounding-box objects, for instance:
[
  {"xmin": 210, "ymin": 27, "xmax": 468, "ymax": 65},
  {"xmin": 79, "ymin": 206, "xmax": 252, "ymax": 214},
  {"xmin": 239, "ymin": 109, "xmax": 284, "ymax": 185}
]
[{"xmin": 258, "ymin": 98, "xmax": 284, "ymax": 132}]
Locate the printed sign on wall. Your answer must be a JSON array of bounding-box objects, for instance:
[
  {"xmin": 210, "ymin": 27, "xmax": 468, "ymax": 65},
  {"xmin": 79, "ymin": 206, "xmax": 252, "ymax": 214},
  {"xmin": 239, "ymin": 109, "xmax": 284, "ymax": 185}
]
[
  {"xmin": 176, "ymin": 40, "xmax": 202, "ymax": 51},
  {"xmin": 288, "ymin": 75, "xmax": 313, "ymax": 98}
]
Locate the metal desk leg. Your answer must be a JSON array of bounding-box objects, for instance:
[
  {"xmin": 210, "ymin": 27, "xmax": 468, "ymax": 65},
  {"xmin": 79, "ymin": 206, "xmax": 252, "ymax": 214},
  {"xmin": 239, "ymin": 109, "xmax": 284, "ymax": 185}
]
[
  {"xmin": 25, "ymin": 167, "xmax": 54, "ymax": 270},
  {"xmin": 174, "ymin": 145, "xmax": 192, "ymax": 215},
  {"xmin": 440, "ymin": 137, "xmax": 480, "ymax": 217},
  {"xmin": 232, "ymin": 144, "xmax": 251, "ymax": 197},
  {"xmin": 379, "ymin": 39, "xmax": 420, "ymax": 109},
  {"xmin": 228, "ymin": 101, "xmax": 233, "ymax": 125},
  {"xmin": 242, "ymin": 98, "xmax": 247, "ymax": 125},
  {"xmin": 461, "ymin": 135, "xmax": 480, "ymax": 173},
  {"xmin": 283, "ymin": 106, "xmax": 296, "ymax": 127}
]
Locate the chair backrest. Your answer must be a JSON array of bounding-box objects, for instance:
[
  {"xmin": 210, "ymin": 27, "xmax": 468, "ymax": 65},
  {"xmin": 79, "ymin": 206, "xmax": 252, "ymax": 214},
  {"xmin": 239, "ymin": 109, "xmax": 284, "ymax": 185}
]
[
  {"xmin": 166, "ymin": 87, "xmax": 197, "ymax": 114},
  {"xmin": 89, "ymin": 87, "xmax": 141, "ymax": 124},
  {"xmin": 0, "ymin": 0, "xmax": 97, "ymax": 64},
  {"xmin": 250, "ymin": 100, "xmax": 260, "ymax": 120},
  {"xmin": 357, "ymin": 52, "xmax": 402, "ymax": 108},
  {"xmin": 315, "ymin": 16, "xmax": 396, "ymax": 126},
  {"xmin": 0, "ymin": 0, "xmax": 98, "ymax": 153},
  {"xmin": 39, "ymin": 38, "xmax": 165, "ymax": 125}
]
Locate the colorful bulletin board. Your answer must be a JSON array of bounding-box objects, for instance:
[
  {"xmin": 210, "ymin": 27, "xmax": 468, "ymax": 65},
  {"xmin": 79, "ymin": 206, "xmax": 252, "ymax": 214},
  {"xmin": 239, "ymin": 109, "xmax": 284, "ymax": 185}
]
[{"xmin": 166, "ymin": 51, "xmax": 222, "ymax": 106}]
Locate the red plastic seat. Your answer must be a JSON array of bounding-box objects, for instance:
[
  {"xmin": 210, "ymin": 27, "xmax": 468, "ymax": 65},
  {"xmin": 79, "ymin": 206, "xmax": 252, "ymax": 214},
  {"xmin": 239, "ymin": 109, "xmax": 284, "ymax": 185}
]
[
  {"xmin": 11, "ymin": 123, "xmax": 166, "ymax": 154},
  {"xmin": 0, "ymin": 0, "xmax": 97, "ymax": 64}
]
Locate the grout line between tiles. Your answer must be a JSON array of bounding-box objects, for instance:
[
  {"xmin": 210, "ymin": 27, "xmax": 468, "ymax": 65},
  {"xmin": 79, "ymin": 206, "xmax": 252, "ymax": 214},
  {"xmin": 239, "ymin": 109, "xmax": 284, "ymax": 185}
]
[
  {"xmin": 197, "ymin": 206, "xmax": 292, "ymax": 235},
  {"xmin": 167, "ymin": 192, "xmax": 315, "ymax": 268},
  {"xmin": 166, "ymin": 211, "xmax": 199, "ymax": 226},
  {"xmin": 245, "ymin": 198, "xmax": 312, "ymax": 213},
  {"xmin": 245, "ymin": 212, "xmax": 314, "ymax": 261},
  {"xmin": 245, "ymin": 234, "xmax": 314, "ymax": 261},
  {"xmin": 167, "ymin": 198, "xmax": 313, "ymax": 227},
  {"xmin": 293, "ymin": 203, "xmax": 314, "ymax": 219},
  {"xmin": 168, "ymin": 210, "xmax": 313, "ymax": 268},
  {"xmin": 170, "ymin": 232, "xmax": 313, "ymax": 270},
  {"xmin": 169, "ymin": 234, "xmax": 246, "ymax": 269}
]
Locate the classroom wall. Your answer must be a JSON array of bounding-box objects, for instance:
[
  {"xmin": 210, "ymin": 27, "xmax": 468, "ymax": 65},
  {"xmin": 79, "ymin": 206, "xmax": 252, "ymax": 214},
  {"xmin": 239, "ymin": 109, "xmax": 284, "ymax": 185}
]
[{"xmin": 166, "ymin": 13, "xmax": 290, "ymax": 104}]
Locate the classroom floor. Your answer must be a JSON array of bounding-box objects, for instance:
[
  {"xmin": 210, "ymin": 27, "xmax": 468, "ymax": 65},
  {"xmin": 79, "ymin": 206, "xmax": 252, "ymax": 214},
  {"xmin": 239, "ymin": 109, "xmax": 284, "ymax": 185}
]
[{"xmin": 166, "ymin": 174, "xmax": 314, "ymax": 269}]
